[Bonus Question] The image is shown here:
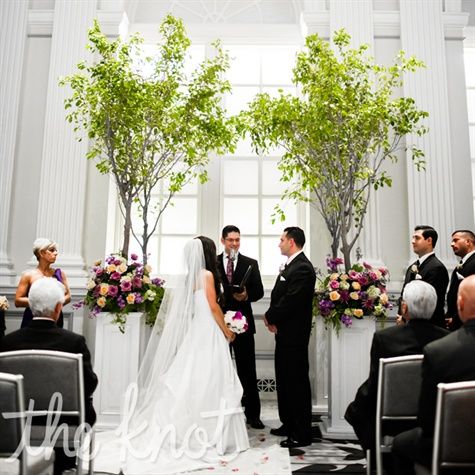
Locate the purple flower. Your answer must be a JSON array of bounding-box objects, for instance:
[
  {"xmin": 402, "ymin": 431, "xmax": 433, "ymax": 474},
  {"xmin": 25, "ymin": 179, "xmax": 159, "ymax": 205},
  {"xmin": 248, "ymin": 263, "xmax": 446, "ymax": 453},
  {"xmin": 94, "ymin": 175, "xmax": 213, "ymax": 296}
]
[
  {"xmin": 105, "ymin": 255, "xmax": 115, "ymax": 264},
  {"xmin": 341, "ymin": 314, "xmax": 352, "ymax": 327},
  {"xmin": 152, "ymin": 278, "xmax": 163, "ymax": 286},
  {"xmin": 94, "ymin": 268, "xmax": 104, "ymax": 277},
  {"xmin": 90, "ymin": 306, "xmax": 101, "ymax": 317},
  {"xmin": 107, "ymin": 285, "xmax": 118, "ymax": 297},
  {"xmin": 357, "ymin": 276, "xmax": 369, "ymax": 286},
  {"xmin": 326, "ymin": 256, "xmax": 344, "ymax": 272},
  {"xmin": 113, "ymin": 258, "xmax": 122, "ymax": 266},
  {"xmin": 132, "ymin": 276, "xmax": 142, "ymax": 289},
  {"xmin": 93, "ymin": 285, "xmax": 101, "ymax": 297},
  {"xmin": 117, "ymin": 296, "xmax": 126, "ymax": 309},
  {"xmin": 234, "ymin": 311, "xmax": 243, "ymax": 320},
  {"xmin": 131, "ymin": 253, "xmax": 138, "ymax": 261},
  {"xmin": 339, "ymin": 290, "xmax": 350, "ymax": 302},
  {"xmin": 319, "ymin": 299, "xmax": 334, "ymax": 316},
  {"xmin": 363, "ymin": 299, "xmax": 374, "ymax": 310},
  {"xmin": 120, "ymin": 280, "xmax": 132, "ymax": 292},
  {"xmin": 110, "ymin": 272, "xmax": 121, "ymax": 281},
  {"xmin": 134, "ymin": 293, "xmax": 143, "ymax": 304}
]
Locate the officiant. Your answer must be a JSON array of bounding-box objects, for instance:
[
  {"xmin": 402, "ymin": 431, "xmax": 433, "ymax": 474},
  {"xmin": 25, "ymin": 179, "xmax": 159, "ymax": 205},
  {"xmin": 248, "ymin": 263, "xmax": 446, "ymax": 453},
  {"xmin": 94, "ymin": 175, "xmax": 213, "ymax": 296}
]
[{"xmin": 218, "ymin": 225, "xmax": 265, "ymax": 429}]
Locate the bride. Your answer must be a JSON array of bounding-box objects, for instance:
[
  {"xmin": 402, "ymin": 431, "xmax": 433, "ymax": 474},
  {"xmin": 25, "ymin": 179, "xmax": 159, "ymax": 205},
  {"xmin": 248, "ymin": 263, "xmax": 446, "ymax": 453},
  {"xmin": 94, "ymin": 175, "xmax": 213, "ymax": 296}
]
[{"xmin": 94, "ymin": 236, "xmax": 250, "ymax": 474}]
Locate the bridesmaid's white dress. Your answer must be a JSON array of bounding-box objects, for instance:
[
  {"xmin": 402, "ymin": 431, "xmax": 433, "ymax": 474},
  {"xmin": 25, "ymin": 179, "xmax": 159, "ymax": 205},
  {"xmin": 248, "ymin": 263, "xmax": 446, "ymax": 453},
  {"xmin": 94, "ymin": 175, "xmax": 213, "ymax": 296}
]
[{"xmin": 94, "ymin": 289, "xmax": 249, "ymax": 474}]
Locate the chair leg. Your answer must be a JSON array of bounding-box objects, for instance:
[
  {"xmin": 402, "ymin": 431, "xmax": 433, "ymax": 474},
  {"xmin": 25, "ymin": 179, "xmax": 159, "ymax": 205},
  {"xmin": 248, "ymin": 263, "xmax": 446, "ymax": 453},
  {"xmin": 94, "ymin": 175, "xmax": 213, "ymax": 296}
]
[
  {"xmin": 366, "ymin": 449, "xmax": 371, "ymax": 475},
  {"xmin": 88, "ymin": 430, "xmax": 95, "ymax": 475}
]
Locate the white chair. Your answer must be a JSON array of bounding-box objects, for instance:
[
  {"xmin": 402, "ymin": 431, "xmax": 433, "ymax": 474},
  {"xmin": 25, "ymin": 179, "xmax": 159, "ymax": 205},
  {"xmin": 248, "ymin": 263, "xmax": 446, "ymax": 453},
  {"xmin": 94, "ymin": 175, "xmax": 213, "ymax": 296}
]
[
  {"xmin": 375, "ymin": 354, "xmax": 424, "ymax": 475},
  {"xmin": 0, "ymin": 371, "xmax": 55, "ymax": 475},
  {"xmin": 0, "ymin": 350, "xmax": 94, "ymax": 475}
]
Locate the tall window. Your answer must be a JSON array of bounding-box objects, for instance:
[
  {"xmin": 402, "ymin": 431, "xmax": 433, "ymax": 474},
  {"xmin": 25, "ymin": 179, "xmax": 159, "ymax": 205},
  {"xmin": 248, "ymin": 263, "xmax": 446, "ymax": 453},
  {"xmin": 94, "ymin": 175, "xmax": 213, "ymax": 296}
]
[{"xmin": 465, "ymin": 41, "xmax": 475, "ymax": 217}]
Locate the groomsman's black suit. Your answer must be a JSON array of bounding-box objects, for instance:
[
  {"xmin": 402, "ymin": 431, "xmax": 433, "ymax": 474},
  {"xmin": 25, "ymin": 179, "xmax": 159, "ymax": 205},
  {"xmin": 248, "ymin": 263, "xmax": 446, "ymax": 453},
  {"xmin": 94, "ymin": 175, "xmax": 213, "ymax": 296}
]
[
  {"xmin": 218, "ymin": 252, "xmax": 264, "ymax": 421},
  {"xmin": 345, "ymin": 320, "xmax": 448, "ymax": 454},
  {"xmin": 0, "ymin": 319, "xmax": 98, "ymax": 474},
  {"xmin": 266, "ymin": 252, "xmax": 316, "ymax": 443},
  {"xmin": 399, "ymin": 254, "xmax": 449, "ymax": 327},
  {"xmin": 392, "ymin": 320, "xmax": 475, "ymax": 474},
  {"xmin": 446, "ymin": 253, "xmax": 475, "ymax": 330}
]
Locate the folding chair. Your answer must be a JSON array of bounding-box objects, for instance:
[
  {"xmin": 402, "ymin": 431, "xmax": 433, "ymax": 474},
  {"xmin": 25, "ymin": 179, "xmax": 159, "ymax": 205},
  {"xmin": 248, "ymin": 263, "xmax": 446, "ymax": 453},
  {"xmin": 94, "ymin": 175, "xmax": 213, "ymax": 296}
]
[
  {"xmin": 0, "ymin": 371, "xmax": 55, "ymax": 475},
  {"xmin": 0, "ymin": 350, "xmax": 94, "ymax": 475},
  {"xmin": 431, "ymin": 380, "xmax": 475, "ymax": 474},
  {"xmin": 375, "ymin": 354, "xmax": 424, "ymax": 475}
]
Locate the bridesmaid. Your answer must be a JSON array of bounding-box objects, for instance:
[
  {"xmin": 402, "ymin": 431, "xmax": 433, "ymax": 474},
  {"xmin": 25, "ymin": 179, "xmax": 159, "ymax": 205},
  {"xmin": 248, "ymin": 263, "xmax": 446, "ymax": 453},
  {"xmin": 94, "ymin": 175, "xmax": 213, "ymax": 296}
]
[{"xmin": 15, "ymin": 238, "xmax": 71, "ymax": 328}]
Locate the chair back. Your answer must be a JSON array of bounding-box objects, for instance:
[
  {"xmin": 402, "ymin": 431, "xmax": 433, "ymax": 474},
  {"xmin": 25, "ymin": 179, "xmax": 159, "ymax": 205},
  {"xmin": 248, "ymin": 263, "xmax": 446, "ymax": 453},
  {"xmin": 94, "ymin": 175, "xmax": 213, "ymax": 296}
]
[
  {"xmin": 375, "ymin": 354, "xmax": 424, "ymax": 475},
  {"xmin": 432, "ymin": 380, "xmax": 475, "ymax": 475},
  {"xmin": 0, "ymin": 350, "xmax": 85, "ymax": 420}
]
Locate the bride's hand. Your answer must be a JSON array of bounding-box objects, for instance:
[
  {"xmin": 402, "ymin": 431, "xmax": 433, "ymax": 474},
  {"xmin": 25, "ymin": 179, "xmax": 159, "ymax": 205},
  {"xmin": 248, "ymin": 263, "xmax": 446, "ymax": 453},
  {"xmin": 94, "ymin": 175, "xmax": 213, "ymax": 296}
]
[{"xmin": 224, "ymin": 327, "xmax": 236, "ymax": 342}]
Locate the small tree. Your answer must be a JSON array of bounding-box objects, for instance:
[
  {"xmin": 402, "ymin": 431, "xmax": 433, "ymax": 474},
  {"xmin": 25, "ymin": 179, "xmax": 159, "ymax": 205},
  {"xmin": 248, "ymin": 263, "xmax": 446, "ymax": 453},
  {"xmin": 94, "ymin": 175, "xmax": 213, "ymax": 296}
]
[
  {"xmin": 62, "ymin": 15, "xmax": 237, "ymax": 263},
  {"xmin": 243, "ymin": 29, "xmax": 428, "ymax": 270}
]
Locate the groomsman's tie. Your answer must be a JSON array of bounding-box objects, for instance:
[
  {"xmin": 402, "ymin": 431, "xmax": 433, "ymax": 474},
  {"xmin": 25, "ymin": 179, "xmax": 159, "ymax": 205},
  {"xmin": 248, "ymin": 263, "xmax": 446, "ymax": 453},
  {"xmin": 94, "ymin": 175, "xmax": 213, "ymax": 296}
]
[{"xmin": 226, "ymin": 255, "xmax": 234, "ymax": 283}]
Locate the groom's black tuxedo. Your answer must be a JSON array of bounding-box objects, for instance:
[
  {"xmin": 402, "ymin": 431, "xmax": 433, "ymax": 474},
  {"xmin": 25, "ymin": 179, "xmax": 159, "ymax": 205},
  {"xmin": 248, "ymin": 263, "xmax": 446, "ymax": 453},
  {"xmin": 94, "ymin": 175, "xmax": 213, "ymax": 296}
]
[
  {"xmin": 218, "ymin": 252, "xmax": 264, "ymax": 420},
  {"xmin": 399, "ymin": 254, "xmax": 449, "ymax": 328},
  {"xmin": 266, "ymin": 252, "xmax": 316, "ymax": 443},
  {"xmin": 446, "ymin": 253, "xmax": 475, "ymax": 330}
]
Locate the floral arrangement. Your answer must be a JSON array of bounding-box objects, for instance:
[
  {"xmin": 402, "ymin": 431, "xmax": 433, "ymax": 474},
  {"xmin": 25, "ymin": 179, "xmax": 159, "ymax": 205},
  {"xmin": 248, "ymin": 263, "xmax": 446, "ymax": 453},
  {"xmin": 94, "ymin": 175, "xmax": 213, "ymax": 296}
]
[
  {"xmin": 316, "ymin": 257, "xmax": 391, "ymax": 333},
  {"xmin": 75, "ymin": 253, "xmax": 165, "ymax": 332},
  {"xmin": 0, "ymin": 296, "xmax": 9, "ymax": 311},
  {"xmin": 224, "ymin": 310, "xmax": 248, "ymax": 334}
]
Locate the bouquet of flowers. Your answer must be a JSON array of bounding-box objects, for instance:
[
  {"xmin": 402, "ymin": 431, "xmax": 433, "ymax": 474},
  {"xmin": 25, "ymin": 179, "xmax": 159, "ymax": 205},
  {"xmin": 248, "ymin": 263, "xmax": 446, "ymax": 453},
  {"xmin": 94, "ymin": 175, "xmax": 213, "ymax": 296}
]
[
  {"xmin": 224, "ymin": 310, "xmax": 248, "ymax": 334},
  {"xmin": 316, "ymin": 257, "xmax": 391, "ymax": 333},
  {"xmin": 75, "ymin": 253, "xmax": 165, "ymax": 332},
  {"xmin": 0, "ymin": 296, "xmax": 9, "ymax": 311}
]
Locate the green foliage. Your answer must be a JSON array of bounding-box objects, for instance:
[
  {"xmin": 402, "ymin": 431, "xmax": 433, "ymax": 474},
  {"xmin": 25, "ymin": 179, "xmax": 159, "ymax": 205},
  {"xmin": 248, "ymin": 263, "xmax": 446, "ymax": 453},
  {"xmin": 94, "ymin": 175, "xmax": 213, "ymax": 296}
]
[
  {"xmin": 242, "ymin": 29, "xmax": 428, "ymax": 269},
  {"xmin": 61, "ymin": 15, "xmax": 237, "ymax": 262}
]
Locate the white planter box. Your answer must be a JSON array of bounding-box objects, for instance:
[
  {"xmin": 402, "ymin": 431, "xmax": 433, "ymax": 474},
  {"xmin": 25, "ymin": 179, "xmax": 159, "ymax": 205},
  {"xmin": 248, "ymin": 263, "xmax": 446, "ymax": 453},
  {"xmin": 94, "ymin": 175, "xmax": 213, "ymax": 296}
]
[
  {"xmin": 320, "ymin": 317, "xmax": 376, "ymax": 439},
  {"xmin": 93, "ymin": 312, "xmax": 151, "ymax": 429}
]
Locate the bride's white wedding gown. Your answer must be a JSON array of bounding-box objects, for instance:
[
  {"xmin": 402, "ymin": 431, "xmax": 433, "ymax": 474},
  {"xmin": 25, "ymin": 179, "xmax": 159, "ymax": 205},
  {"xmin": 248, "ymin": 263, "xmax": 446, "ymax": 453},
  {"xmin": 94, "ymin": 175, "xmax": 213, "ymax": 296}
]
[{"xmin": 94, "ymin": 289, "xmax": 250, "ymax": 474}]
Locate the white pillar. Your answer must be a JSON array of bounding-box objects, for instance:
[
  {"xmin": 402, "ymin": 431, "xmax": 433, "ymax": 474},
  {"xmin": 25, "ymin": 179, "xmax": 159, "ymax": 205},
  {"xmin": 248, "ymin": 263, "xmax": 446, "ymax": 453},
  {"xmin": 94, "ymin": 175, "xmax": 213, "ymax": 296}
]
[
  {"xmin": 36, "ymin": 0, "xmax": 97, "ymax": 287},
  {"xmin": 400, "ymin": 0, "xmax": 456, "ymax": 263},
  {"xmin": 0, "ymin": 0, "xmax": 28, "ymax": 285}
]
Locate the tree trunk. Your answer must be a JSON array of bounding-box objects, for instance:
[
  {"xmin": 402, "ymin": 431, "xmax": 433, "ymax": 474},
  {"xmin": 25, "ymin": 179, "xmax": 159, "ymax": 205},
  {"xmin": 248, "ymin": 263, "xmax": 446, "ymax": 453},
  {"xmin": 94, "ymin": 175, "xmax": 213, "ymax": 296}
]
[{"xmin": 121, "ymin": 201, "xmax": 132, "ymax": 259}]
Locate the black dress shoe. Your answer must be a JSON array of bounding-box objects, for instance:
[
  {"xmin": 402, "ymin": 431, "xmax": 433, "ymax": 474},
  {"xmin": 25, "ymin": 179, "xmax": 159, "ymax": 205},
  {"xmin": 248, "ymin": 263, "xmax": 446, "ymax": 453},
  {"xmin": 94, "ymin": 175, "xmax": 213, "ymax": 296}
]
[
  {"xmin": 246, "ymin": 417, "xmax": 265, "ymax": 429},
  {"xmin": 280, "ymin": 437, "xmax": 311, "ymax": 449},
  {"xmin": 270, "ymin": 425, "xmax": 289, "ymax": 437}
]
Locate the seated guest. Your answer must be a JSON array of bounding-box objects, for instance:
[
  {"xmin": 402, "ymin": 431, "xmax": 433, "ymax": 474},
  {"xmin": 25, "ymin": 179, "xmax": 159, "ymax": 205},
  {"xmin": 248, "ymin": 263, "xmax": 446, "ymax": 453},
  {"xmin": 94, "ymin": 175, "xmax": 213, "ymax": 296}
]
[
  {"xmin": 392, "ymin": 274, "xmax": 475, "ymax": 475},
  {"xmin": 345, "ymin": 280, "xmax": 448, "ymax": 467},
  {"xmin": 0, "ymin": 278, "xmax": 98, "ymax": 475}
]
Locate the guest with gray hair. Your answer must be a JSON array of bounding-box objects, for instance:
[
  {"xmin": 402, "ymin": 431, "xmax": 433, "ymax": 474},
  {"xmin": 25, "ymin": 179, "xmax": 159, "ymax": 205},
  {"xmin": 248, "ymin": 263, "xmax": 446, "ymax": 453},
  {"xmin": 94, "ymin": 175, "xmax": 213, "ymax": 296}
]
[
  {"xmin": 1, "ymin": 277, "xmax": 98, "ymax": 475},
  {"xmin": 345, "ymin": 280, "xmax": 449, "ymax": 470},
  {"xmin": 15, "ymin": 237, "xmax": 71, "ymax": 328}
]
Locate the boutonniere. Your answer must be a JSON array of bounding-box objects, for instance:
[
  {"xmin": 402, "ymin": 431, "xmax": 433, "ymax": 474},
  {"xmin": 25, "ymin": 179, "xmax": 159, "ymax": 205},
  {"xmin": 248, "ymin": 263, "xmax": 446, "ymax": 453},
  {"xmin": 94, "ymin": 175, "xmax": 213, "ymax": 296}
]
[
  {"xmin": 456, "ymin": 262, "xmax": 463, "ymax": 271},
  {"xmin": 411, "ymin": 264, "xmax": 419, "ymax": 274},
  {"xmin": 279, "ymin": 263, "xmax": 286, "ymax": 274}
]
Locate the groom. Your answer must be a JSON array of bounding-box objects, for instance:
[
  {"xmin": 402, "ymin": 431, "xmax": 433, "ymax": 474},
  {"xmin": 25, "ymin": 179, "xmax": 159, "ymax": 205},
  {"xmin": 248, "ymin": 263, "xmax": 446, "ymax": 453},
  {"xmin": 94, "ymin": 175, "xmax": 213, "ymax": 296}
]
[
  {"xmin": 218, "ymin": 225, "xmax": 265, "ymax": 429},
  {"xmin": 265, "ymin": 227, "xmax": 316, "ymax": 448}
]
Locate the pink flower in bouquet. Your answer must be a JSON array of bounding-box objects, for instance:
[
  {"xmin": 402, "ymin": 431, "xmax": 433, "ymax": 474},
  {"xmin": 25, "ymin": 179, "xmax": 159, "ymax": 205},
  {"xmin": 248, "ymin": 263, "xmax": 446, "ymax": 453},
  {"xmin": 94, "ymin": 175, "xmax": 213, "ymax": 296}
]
[
  {"xmin": 107, "ymin": 285, "xmax": 119, "ymax": 297},
  {"xmin": 329, "ymin": 280, "xmax": 340, "ymax": 290},
  {"xmin": 132, "ymin": 276, "xmax": 143, "ymax": 289},
  {"xmin": 110, "ymin": 271, "xmax": 122, "ymax": 281},
  {"xmin": 130, "ymin": 253, "xmax": 138, "ymax": 261},
  {"xmin": 120, "ymin": 280, "xmax": 132, "ymax": 292}
]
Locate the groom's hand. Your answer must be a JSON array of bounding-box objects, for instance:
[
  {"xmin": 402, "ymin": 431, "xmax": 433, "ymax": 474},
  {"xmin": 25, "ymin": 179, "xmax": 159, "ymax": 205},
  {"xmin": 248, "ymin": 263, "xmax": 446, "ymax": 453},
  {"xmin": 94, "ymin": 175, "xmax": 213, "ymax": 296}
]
[
  {"xmin": 264, "ymin": 315, "xmax": 277, "ymax": 334},
  {"xmin": 233, "ymin": 288, "xmax": 248, "ymax": 301}
]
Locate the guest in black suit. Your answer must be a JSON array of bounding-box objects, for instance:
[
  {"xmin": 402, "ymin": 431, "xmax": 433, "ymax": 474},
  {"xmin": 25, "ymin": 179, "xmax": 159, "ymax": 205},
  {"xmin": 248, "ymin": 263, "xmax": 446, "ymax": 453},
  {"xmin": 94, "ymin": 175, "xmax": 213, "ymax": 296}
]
[
  {"xmin": 398, "ymin": 225, "xmax": 449, "ymax": 328},
  {"xmin": 0, "ymin": 277, "xmax": 98, "ymax": 475},
  {"xmin": 218, "ymin": 225, "xmax": 265, "ymax": 429},
  {"xmin": 392, "ymin": 274, "xmax": 475, "ymax": 475},
  {"xmin": 446, "ymin": 229, "xmax": 475, "ymax": 331},
  {"xmin": 265, "ymin": 227, "xmax": 316, "ymax": 449},
  {"xmin": 345, "ymin": 280, "xmax": 448, "ymax": 464}
]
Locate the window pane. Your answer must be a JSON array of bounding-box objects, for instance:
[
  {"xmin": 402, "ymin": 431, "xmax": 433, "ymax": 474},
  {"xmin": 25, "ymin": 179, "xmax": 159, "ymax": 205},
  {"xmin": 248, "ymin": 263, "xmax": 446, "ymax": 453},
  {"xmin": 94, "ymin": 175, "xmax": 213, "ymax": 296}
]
[
  {"xmin": 161, "ymin": 198, "xmax": 197, "ymax": 234},
  {"xmin": 261, "ymin": 46, "xmax": 297, "ymax": 84},
  {"xmin": 261, "ymin": 199, "xmax": 298, "ymax": 234},
  {"xmin": 225, "ymin": 86, "xmax": 260, "ymax": 116},
  {"xmin": 227, "ymin": 46, "xmax": 260, "ymax": 84},
  {"xmin": 464, "ymin": 50, "xmax": 475, "ymax": 87},
  {"xmin": 261, "ymin": 236, "xmax": 286, "ymax": 275},
  {"xmin": 236, "ymin": 237, "xmax": 259, "ymax": 263},
  {"xmin": 223, "ymin": 160, "xmax": 258, "ymax": 194},
  {"xmin": 262, "ymin": 161, "xmax": 285, "ymax": 194},
  {"xmin": 223, "ymin": 198, "xmax": 258, "ymax": 234},
  {"xmin": 232, "ymin": 136, "xmax": 257, "ymax": 157},
  {"xmin": 159, "ymin": 236, "xmax": 192, "ymax": 274}
]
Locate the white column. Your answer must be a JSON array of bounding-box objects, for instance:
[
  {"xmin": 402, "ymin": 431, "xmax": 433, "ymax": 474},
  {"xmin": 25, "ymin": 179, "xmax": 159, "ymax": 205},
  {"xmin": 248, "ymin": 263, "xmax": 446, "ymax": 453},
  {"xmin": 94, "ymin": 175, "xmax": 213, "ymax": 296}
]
[
  {"xmin": 0, "ymin": 0, "xmax": 28, "ymax": 285},
  {"xmin": 400, "ymin": 0, "xmax": 455, "ymax": 263},
  {"xmin": 36, "ymin": 0, "xmax": 97, "ymax": 287}
]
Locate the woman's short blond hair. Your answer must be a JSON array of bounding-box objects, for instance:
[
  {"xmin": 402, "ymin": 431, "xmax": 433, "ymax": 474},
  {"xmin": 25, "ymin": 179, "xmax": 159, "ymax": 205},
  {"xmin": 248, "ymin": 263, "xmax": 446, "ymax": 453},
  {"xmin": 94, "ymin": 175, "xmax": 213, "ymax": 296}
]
[{"xmin": 32, "ymin": 238, "xmax": 57, "ymax": 261}]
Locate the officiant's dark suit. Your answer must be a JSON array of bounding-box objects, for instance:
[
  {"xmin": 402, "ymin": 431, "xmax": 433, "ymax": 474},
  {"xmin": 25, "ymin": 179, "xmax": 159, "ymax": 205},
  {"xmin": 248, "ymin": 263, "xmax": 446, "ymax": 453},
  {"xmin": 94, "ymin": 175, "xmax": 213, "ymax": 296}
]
[
  {"xmin": 399, "ymin": 226, "xmax": 448, "ymax": 328},
  {"xmin": 218, "ymin": 225, "xmax": 264, "ymax": 428},
  {"xmin": 0, "ymin": 278, "xmax": 98, "ymax": 475},
  {"xmin": 265, "ymin": 227, "xmax": 316, "ymax": 448},
  {"xmin": 446, "ymin": 230, "xmax": 475, "ymax": 330},
  {"xmin": 345, "ymin": 280, "xmax": 448, "ymax": 458},
  {"xmin": 392, "ymin": 275, "xmax": 475, "ymax": 475}
]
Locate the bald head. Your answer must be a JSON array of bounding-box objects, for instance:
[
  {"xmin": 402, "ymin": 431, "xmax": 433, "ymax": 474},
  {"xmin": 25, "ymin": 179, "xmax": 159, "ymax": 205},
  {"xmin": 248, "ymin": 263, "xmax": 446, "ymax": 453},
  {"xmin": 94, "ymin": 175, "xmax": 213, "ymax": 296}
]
[{"xmin": 457, "ymin": 275, "xmax": 475, "ymax": 323}]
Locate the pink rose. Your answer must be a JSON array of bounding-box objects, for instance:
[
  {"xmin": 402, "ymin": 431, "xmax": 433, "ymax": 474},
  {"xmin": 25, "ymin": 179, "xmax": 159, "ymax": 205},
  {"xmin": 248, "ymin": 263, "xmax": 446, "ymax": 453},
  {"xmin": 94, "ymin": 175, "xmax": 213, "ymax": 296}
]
[{"xmin": 107, "ymin": 285, "xmax": 118, "ymax": 297}]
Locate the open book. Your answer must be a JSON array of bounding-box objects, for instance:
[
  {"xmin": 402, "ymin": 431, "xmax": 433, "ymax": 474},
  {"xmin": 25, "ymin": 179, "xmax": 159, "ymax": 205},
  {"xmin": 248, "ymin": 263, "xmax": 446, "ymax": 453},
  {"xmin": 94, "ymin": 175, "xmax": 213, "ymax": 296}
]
[{"xmin": 231, "ymin": 264, "xmax": 253, "ymax": 293}]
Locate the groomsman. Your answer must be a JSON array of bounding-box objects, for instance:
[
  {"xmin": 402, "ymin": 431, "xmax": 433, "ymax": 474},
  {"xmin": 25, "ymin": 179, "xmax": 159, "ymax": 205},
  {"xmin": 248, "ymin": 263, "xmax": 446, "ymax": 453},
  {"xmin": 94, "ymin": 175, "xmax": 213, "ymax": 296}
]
[
  {"xmin": 446, "ymin": 229, "xmax": 475, "ymax": 330},
  {"xmin": 398, "ymin": 225, "xmax": 448, "ymax": 328},
  {"xmin": 218, "ymin": 225, "xmax": 265, "ymax": 429},
  {"xmin": 265, "ymin": 227, "xmax": 316, "ymax": 448}
]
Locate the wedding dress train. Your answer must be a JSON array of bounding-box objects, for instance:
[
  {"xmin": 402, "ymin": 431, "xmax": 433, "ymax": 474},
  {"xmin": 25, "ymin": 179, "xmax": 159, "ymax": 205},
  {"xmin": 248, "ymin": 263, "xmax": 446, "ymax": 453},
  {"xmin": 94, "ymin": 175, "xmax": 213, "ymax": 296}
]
[{"xmin": 94, "ymin": 288, "xmax": 250, "ymax": 474}]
